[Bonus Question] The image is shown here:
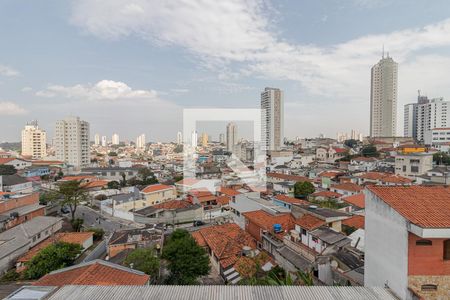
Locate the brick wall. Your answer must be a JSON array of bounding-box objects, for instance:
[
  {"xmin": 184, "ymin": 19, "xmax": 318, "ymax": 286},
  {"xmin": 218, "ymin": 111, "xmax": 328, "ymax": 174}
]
[
  {"xmin": 0, "ymin": 193, "xmax": 39, "ymax": 213},
  {"xmin": 408, "ymin": 233, "xmax": 450, "ymax": 275},
  {"xmin": 408, "ymin": 275, "xmax": 450, "ymax": 300}
]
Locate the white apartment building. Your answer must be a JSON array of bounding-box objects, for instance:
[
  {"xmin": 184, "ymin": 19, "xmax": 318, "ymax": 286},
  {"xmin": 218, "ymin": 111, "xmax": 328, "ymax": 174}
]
[
  {"xmin": 21, "ymin": 121, "xmax": 46, "ymax": 159},
  {"xmin": 112, "ymin": 133, "xmax": 120, "ymax": 145},
  {"xmin": 226, "ymin": 122, "xmax": 237, "ymax": 152},
  {"xmin": 370, "ymin": 55, "xmax": 398, "ymax": 137},
  {"xmin": 54, "ymin": 116, "xmax": 90, "ymax": 169},
  {"xmin": 394, "ymin": 153, "xmax": 433, "ymax": 178},
  {"xmin": 136, "ymin": 134, "xmax": 146, "ymax": 149},
  {"xmin": 431, "ymin": 127, "xmax": 450, "ymax": 150},
  {"xmin": 191, "ymin": 131, "xmax": 198, "ymax": 148},
  {"xmin": 261, "ymin": 87, "xmax": 284, "ymax": 151},
  {"xmin": 94, "ymin": 133, "xmax": 100, "ymax": 145},
  {"xmin": 101, "ymin": 135, "xmax": 107, "ymax": 147},
  {"xmin": 176, "ymin": 131, "xmax": 182, "ymax": 145},
  {"xmin": 404, "ymin": 95, "xmax": 449, "ymax": 144}
]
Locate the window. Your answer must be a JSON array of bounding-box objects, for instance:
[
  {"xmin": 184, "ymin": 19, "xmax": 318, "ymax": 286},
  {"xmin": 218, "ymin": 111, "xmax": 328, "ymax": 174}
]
[
  {"xmin": 416, "ymin": 239, "xmax": 432, "ymax": 246},
  {"xmin": 444, "ymin": 240, "xmax": 450, "ymax": 260},
  {"xmin": 411, "ymin": 166, "xmax": 419, "ymax": 173},
  {"xmin": 421, "ymin": 284, "xmax": 437, "ymax": 291}
]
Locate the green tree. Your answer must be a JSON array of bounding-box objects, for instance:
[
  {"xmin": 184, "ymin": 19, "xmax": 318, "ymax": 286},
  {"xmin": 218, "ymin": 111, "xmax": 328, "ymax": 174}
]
[
  {"xmin": 24, "ymin": 242, "xmax": 82, "ymax": 279},
  {"xmin": 294, "ymin": 181, "xmax": 315, "ymax": 198},
  {"xmin": 70, "ymin": 218, "xmax": 84, "ymax": 232},
  {"xmin": 58, "ymin": 180, "xmax": 88, "ymax": 219},
  {"xmin": 108, "ymin": 151, "xmax": 118, "ymax": 156},
  {"xmin": 0, "ymin": 165, "xmax": 17, "ymax": 175},
  {"xmin": 138, "ymin": 168, "xmax": 158, "ymax": 185},
  {"xmin": 433, "ymin": 152, "xmax": 450, "ymax": 165},
  {"xmin": 162, "ymin": 229, "xmax": 210, "ymax": 285},
  {"xmin": 361, "ymin": 145, "xmax": 379, "ymax": 157},
  {"xmin": 39, "ymin": 191, "xmax": 59, "ymax": 205},
  {"xmin": 86, "ymin": 227, "xmax": 105, "ymax": 241},
  {"xmin": 124, "ymin": 248, "xmax": 160, "ymax": 278},
  {"xmin": 107, "ymin": 180, "xmax": 120, "ymax": 190}
]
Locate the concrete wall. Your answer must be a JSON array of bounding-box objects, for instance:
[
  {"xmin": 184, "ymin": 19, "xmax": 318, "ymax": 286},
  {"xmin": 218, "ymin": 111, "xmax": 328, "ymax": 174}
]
[{"xmin": 365, "ymin": 190, "xmax": 410, "ymax": 300}]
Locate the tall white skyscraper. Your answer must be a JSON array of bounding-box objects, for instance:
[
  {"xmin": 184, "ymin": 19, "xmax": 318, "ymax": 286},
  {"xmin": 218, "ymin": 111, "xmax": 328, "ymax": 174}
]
[
  {"xmin": 101, "ymin": 136, "xmax": 107, "ymax": 147},
  {"xmin": 226, "ymin": 122, "xmax": 237, "ymax": 152},
  {"xmin": 21, "ymin": 121, "xmax": 46, "ymax": 159},
  {"xmin": 261, "ymin": 87, "xmax": 284, "ymax": 151},
  {"xmin": 54, "ymin": 116, "xmax": 90, "ymax": 168},
  {"xmin": 191, "ymin": 131, "xmax": 198, "ymax": 148},
  {"xmin": 94, "ymin": 133, "xmax": 100, "ymax": 145},
  {"xmin": 370, "ymin": 54, "xmax": 398, "ymax": 137},
  {"xmin": 112, "ymin": 133, "xmax": 120, "ymax": 145},
  {"xmin": 136, "ymin": 134, "xmax": 146, "ymax": 149},
  {"xmin": 404, "ymin": 93, "xmax": 449, "ymax": 144},
  {"xmin": 176, "ymin": 131, "xmax": 183, "ymax": 145}
]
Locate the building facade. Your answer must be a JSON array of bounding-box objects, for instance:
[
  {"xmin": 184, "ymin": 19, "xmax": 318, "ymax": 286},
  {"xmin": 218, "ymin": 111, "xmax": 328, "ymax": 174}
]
[
  {"xmin": 261, "ymin": 87, "xmax": 284, "ymax": 151},
  {"xmin": 112, "ymin": 133, "xmax": 120, "ymax": 145},
  {"xmin": 370, "ymin": 55, "xmax": 398, "ymax": 137},
  {"xmin": 394, "ymin": 153, "xmax": 433, "ymax": 179},
  {"xmin": 54, "ymin": 116, "xmax": 90, "ymax": 169},
  {"xmin": 21, "ymin": 121, "xmax": 46, "ymax": 159},
  {"xmin": 226, "ymin": 122, "xmax": 237, "ymax": 152}
]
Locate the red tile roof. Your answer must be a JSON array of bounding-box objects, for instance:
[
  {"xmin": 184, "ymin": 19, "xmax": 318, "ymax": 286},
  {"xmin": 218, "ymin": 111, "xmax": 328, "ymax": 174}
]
[
  {"xmin": 34, "ymin": 260, "xmax": 149, "ymax": 286},
  {"xmin": 380, "ymin": 175, "xmax": 412, "ymax": 184},
  {"xmin": 294, "ymin": 214, "xmax": 325, "ymax": 231},
  {"xmin": 61, "ymin": 175, "xmax": 95, "ymax": 181},
  {"xmin": 216, "ymin": 196, "xmax": 230, "ymax": 206},
  {"xmin": 141, "ymin": 184, "xmax": 174, "ymax": 193},
  {"xmin": 267, "ymin": 172, "xmax": 311, "ymax": 182},
  {"xmin": 367, "ymin": 185, "xmax": 450, "ymax": 228},
  {"xmin": 192, "ymin": 223, "xmax": 256, "ymax": 269},
  {"xmin": 341, "ymin": 193, "xmax": 365, "ymax": 208},
  {"xmin": 311, "ymin": 191, "xmax": 343, "ymax": 198},
  {"xmin": 218, "ymin": 187, "xmax": 241, "ymax": 196},
  {"xmin": 152, "ymin": 200, "xmax": 191, "ymax": 210},
  {"xmin": 0, "ymin": 158, "xmax": 16, "ymax": 164},
  {"xmin": 319, "ymin": 171, "xmax": 344, "ymax": 178},
  {"xmin": 176, "ymin": 178, "xmax": 200, "ymax": 186},
  {"xmin": 243, "ymin": 210, "xmax": 294, "ymax": 233},
  {"xmin": 274, "ymin": 194, "xmax": 309, "ymax": 205},
  {"xmin": 331, "ymin": 183, "xmax": 363, "ymax": 193},
  {"xmin": 342, "ymin": 215, "xmax": 365, "ymax": 229},
  {"xmin": 82, "ymin": 180, "xmax": 110, "ymax": 189}
]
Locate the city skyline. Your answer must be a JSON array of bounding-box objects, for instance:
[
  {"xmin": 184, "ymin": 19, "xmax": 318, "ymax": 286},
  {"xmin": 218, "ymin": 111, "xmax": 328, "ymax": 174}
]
[{"xmin": 2, "ymin": 1, "xmax": 450, "ymax": 141}]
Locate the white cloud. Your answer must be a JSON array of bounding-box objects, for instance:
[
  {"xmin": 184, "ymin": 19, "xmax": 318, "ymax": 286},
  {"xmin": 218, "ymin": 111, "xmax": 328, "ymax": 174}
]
[
  {"xmin": 0, "ymin": 65, "xmax": 20, "ymax": 77},
  {"xmin": 0, "ymin": 102, "xmax": 27, "ymax": 115},
  {"xmin": 71, "ymin": 1, "xmax": 450, "ymax": 101},
  {"xmin": 36, "ymin": 80, "xmax": 158, "ymax": 101}
]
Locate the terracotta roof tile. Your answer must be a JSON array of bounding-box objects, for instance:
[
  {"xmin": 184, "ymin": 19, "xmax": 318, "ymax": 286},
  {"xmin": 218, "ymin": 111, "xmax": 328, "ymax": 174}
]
[
  {"xmin": 141, "ymin": 184, "xmax": 174, "ymax": 193},
  {"xmin": 331, "ymin": 183, "xmax": 363, "ymax": 193},
  {"xmin": 34, "ymin": 260, "xmax": 149, "ymax": 286},
  {"xmin": 267, "ymin": 172, "xmax": 311, "ymax": 182},
  {"xmin": 367, "ymin": 185, "xmax": 450, "ymax": 228},
  {"xmin": 152, "ymin": 200, "xmax": 191, "ymax": 210},
  {"xmin": 294, "ymin": 214, "xmax": 325, "ymax": 231},
  {"xmin": 274, "ymin": 194, "xmax": 309, "ymax": 205},
  {"xmin": 311, "ymin": 191, "xmax": 343, "ymax": 198},
  {"xmin": 176, "ymin": 178, "xmax": 200, "ymax": 186},
  {"xmin": 342, "ymin": 193, "xmax": 365, "ymax": 209},
  {"xmin": 342, "ymin": 215, "xmax": 365, "ymax": 229},
  {"xmin": 243, "ymin": 210, "xmax": 294, "ymax": 234},
  {"xmin": 218, "ymin": 187, "xmax": 241, "ymax": 196}
]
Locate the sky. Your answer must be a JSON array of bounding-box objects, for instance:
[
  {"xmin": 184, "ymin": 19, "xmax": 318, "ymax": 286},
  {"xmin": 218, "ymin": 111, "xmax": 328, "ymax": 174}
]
[{"xmin": 2, "ymin": 0, "xmax": 450, "ymax": 143}]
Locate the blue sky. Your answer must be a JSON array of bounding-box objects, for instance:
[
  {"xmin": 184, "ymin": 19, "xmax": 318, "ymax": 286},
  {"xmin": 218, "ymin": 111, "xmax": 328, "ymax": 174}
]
[{"xmin": 1, "ymin": 0, "xmax": 450, "ymax": 142}]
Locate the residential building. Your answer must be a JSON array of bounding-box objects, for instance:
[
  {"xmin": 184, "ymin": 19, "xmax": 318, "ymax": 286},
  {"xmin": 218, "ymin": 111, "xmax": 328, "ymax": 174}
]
[
  {"xmin": 94, "ymin": 133, "xmax": 100, "ymax": 145},
  {"xmin": 261, "ymin": 87, "xmax": 284, "ymax": 151},
  {"xmin": 0, "ymin": 216, "xmax": 63, "ymax": 273},
  {"xmin": 201, "ymin": 132, "xmax": 208, "ymax": 147},
  {"xmin": 81, "ymin": 167, "xmax": 139, "ymax": 181},
  {"xmin": 226, "ymin": 122, "xmax": 237, "ymax": 152},
  {"xmin": 136, "ymin": 134, "xmax": 146, "ymax": 149},
  {"xmin": 0, "ymin": 192, "xmax": 45, "ymax": 231},
  {"xmin": 0, "ymin": 174, "xmax": 33, "ymax": 194},
  {"xmin": 0, "ymin": 158, "xmax": 32, "ymax": 170},
  {"xmin": 365, "ymin": 185, "xmax": 450, "ymax": 300},
  {"xmin": 370, "ymin": 54, "xmax": 398, "ymax": 137},
  {"xmin": 140, "ymin": 184, "xmax": 176, "ymax": 205},
  {"xmin": 219, "ymin": 133, "xmax": 225, "ymax": 144},
  {"xmin": 112, "ymin": 133, "xmax": 120, "ymax": 145},
  {"xmin": 176, "ymin": 131, "xmax": 182, "ymax": 145},
  {"xmin": 315, "ymin": 146, "xmax": 348, "ymax": 163},
  {"xmin": 54, "ymin": 116, "xmax": 90, "ymax": 168},
  {"xmin": 330, "ymin": 183, "xmax": 363, "ymax": 197},
  {"xmin": 431, "ymin": 127, "xmax": 450, "ymax": 150},
  {"xmin": 404, "ymin": 94, "xmax": 449, "ymax": 144},
  {"xmin": 33, "ymin": 259, "xmax": 150, "ymax": 286},
  {"xmin": 395, "ymin": 153, "xmax": 433, "ymax": 178},
  {"xmin": 108, "ymin": 227, "xmax": 164, "ymax": 258},
  {"xmin": 101, "ymin": 135, "xmax": 107, "ymax": 147},
  {"xmin": 134, "ymin": 200, "xmax": 202, "ymax": 224},
  {"xmin": 21, "ymin": 121, "xmax": 46, "ymax": 159},
  {"xmin": 191, "ymin": 131, "xmax": 198, "ymax": 148}
]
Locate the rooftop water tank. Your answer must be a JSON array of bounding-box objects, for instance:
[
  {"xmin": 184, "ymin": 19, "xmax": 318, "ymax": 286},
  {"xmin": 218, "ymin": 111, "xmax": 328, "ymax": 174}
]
[{"xmin": 273, "ymin": 223, "xmax": 282, "ymax": 233}]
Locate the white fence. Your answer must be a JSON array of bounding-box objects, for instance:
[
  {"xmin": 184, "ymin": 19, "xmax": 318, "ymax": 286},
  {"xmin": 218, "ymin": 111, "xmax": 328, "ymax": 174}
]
[{"xmin": 100, "ymin": 199, "xmax": 135, "ymax": 221}]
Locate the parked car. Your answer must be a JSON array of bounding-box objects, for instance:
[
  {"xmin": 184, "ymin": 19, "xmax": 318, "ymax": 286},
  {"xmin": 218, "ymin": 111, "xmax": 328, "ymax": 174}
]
[
  {"xmin": 193, "ymin": 220, "xmax": 205, "ymax": 227},
  {"xmin": 61, "ymin": 206, "xmax": 70, "ymax": 214}
]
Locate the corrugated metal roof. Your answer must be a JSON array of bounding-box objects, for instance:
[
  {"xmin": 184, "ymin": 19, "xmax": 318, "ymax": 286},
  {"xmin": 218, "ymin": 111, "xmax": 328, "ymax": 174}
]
[{"xmin": 46, "ymin": 285, "xmax": 397, "ymax": 300}]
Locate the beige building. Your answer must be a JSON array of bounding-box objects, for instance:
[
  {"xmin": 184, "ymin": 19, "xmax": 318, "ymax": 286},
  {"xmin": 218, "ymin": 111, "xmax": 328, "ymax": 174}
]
[
  {"xmin": 395, "ymin": 153, "xmax": 433, "ymax": 178},
  {"xmin": 226, "ymin": 122, "xmax": 237, "ymax": 152},
  {"xmin": 54, "ymin": 116, "xmax": 90, "ymax": 169},
  {"xmin": 261, "ymin": 87, "xmax": 284, "ymax": 151},
  {"xmin": 21, "ymin": 121, "xmax": 46, "ymax": 159},
  {"xmin": 140, "ymin": 184, "xmax": 176, "ymax": 206},
  {"xmin": 370, "ymin": 55, "xmax": 398, "ymax": 137}
]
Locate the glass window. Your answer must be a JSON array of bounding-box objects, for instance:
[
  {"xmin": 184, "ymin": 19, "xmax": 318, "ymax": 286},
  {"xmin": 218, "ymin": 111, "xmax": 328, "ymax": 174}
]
[{"xmin": 416, "ymin": 239, "xmax": 432, "ymax": 246}]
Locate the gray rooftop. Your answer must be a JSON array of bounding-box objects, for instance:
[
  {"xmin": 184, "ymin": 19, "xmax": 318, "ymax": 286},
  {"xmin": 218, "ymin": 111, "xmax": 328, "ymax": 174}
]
[
  {"xmin": 46, "ymin": 285, "xmax": 397, "ymax": 300},
  {"xmin": 310, "ymin": 227, "xmax": 349, "ymax": 245},
  {"xmin": 1, "ymin": 174, "xmax": 29, "ymax": 186},
  {"xmin": 4, "ymin": 285, "xmax": 56, "ymax": 300}
]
